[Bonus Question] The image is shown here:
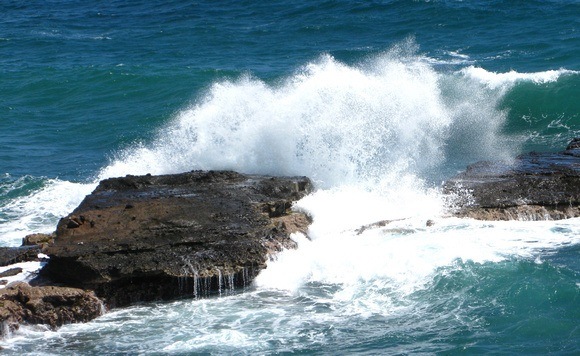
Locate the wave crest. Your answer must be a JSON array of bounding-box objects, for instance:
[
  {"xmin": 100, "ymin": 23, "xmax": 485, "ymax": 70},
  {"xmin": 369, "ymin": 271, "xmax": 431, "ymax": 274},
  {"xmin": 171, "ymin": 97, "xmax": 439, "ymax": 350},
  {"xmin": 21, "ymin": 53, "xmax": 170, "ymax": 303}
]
[{"xmin": 100, "ymin": 49, "xmax": 517, "ymax": 189}]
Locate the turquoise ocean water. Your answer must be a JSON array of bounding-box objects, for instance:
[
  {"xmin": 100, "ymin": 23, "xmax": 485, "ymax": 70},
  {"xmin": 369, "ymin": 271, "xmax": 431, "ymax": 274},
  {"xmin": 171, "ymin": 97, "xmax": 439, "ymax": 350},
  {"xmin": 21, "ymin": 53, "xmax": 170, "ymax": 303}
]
[{"xmin": 1, "ymin": 1, "xmax": 579, "ymax": 354}]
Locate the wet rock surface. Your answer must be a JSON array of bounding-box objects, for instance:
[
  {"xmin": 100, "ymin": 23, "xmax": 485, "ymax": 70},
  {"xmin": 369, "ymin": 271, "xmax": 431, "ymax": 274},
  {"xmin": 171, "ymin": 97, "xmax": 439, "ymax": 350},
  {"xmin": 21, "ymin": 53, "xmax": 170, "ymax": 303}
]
[
  {"xmin": 40, "ymin": 170, "xmax": 312, "ymax": 307},
  {"xmin": 445, "ymin": 140, "xmax": 580, "ymax": 220},
  {"xmin": 0, "ymin": 246, "xmax": 42, "ymax": 267},
  {"xmin": 0, "ymin": 282, "xmax": 103, "ymax": 336}
]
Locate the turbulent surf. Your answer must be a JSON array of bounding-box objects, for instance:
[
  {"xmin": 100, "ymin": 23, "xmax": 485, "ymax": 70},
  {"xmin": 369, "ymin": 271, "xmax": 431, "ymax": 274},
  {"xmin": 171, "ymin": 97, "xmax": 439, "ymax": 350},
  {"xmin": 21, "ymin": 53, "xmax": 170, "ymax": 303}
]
[{"xmin": 1, "ymin": 0, "xmax": 579, "ymax": 353}]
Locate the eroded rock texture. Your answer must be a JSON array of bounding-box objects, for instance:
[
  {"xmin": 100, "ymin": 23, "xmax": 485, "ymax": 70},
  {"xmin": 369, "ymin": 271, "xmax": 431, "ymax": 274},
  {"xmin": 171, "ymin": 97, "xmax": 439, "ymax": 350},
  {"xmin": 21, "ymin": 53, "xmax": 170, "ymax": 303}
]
[{"xmin": 0, "ymin": 282, "xmax": 103, "ymax": 336}]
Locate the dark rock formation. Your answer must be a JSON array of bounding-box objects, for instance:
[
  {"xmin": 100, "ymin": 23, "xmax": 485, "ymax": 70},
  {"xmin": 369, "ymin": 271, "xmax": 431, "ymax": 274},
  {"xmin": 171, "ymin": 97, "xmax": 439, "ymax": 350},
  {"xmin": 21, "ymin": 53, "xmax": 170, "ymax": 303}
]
[
  {"xmin": 566, "ymin": 137, "xmax": 580, "ymax": 151},
  {"xmin": 40, "ymin": 170, "xmax": 312, "ymax": 307},
  {"xmin": 0, "ymin": 282, "xmax": 103, "ymax": 336},
  {"xmin": 445, "ymin": 140, "xmax": 580, "ymax": 220},
  {"xmin": 354, "ymin": 218, "xmax": 408, "ymax": 235},
  {"xmin": 0, "ymin": 268, "xmax": 23, "ymax": 279},
  {"xmin": 0, "ymin": 246, "xmax": 42, "ymax": 267}
]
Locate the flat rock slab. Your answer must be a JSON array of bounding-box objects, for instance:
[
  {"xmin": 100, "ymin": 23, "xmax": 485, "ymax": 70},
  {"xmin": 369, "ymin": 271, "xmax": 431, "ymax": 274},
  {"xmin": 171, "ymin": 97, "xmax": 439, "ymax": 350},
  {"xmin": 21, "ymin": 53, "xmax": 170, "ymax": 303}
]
[
  {"xmin": 41, "ymin": 171, "xmax": 312, "ymax": 307},
  {"xmin": 445, "ymin": 143, "xmax": 580, "ymax": 220}
]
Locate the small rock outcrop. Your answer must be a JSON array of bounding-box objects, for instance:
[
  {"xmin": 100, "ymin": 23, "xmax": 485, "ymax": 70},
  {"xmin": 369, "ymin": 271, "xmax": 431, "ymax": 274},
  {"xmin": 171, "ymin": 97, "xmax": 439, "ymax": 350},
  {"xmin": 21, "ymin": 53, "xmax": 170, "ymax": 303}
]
[
  {"xmin": 0, "ymin": 282, "xmax": 103, "ymax": 336},
  {"xmin": 40, "ymin": 170, "xmax": 312, "ymax": 307},
  {"xmin": 445, "ymin": 139, "xmax": 580, "ymax": 220},
  {"xmin": 0, "ymin": 246, "xmax": 42, "ymax": 267},
  {"xmin": 22, "ymin": 233, "xmax": 55, "ymax": 252}
]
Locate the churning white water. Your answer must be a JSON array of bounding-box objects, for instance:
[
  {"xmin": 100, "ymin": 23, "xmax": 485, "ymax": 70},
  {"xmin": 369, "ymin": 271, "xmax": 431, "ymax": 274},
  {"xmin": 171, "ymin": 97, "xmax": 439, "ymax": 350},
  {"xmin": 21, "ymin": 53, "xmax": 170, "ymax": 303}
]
[
  {"xmin": 5, "ymin": 48, "xmax": 571, "ymax": 246},
  {"xmin": 99, "ymin": 50, "xmax": 517, "ymax": 183},
  {"xmin": 1, "ymin": 49, "xmax": 578, "ymax": 354}
]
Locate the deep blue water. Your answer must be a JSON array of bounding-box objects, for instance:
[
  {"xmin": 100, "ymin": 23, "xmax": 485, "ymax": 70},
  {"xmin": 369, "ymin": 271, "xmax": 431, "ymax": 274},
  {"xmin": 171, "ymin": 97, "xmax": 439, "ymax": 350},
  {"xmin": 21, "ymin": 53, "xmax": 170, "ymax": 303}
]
[{"xmin": 1, "ymin": 1, "xmax": 579, "ymax": 354}]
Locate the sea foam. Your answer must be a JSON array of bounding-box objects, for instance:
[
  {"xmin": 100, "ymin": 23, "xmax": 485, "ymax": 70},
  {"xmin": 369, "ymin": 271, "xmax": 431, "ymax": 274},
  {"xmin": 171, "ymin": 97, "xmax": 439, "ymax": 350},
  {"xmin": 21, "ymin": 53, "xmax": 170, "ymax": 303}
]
[
  {"xmin": 99, "ymin": 49, "xmax": 515, "ymax": 188},
  {"xmin": 1, "ymin": 56, "xmax": 579, "ymax": 353},
  {"xmin": 1, "ymin": 48, "xmax": 575, "ymax": 264},
  {"xmin": 460, "ymin": 66, "xmax": 578, "ymax": 90},
  {"xmin": 0, "ymin": 178, "xmax": 95, "ymax": 246}
]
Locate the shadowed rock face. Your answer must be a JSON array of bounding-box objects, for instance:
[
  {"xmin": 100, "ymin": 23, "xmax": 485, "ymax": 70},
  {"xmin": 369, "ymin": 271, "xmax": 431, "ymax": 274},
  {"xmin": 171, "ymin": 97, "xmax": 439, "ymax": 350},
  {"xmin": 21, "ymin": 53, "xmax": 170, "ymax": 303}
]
[
  {"xmin": 41, "ymin": 171, "xmax": 312, "ymax": 307},
  {"xmin": 444, "ymin": 140, "xmax": 580, "ymax": 220},
  {"xmin": 0, "ymin": 246, "xmax": 42, "ymax": 267}
]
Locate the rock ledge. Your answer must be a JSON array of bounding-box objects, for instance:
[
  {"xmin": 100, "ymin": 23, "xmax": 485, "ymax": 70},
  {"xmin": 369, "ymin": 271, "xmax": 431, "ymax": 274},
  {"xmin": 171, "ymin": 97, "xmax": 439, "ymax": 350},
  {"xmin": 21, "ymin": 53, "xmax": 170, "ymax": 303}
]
[
  {"xmin": 40, "ymin": 170, "xmax": 312, "ymax": 307},
  {"xmin": 445, "ymin": 140, "xmax": 580, "ymax": 220}
]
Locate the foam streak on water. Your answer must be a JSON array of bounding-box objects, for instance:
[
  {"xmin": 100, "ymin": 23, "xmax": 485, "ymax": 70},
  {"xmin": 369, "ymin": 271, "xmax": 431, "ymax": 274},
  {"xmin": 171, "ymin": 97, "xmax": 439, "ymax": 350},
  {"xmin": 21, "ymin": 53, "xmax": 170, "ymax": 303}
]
[
  {"xmin": 0, "ymin": 177, "xmax": 95, "ymax": 246},
  {"xmin": 2, "ymin": 218, "xmax": 578, "ymax": 354},
  {"xmin": 460, "ymin": 66, "xmax": 578, "ymax": 91}
]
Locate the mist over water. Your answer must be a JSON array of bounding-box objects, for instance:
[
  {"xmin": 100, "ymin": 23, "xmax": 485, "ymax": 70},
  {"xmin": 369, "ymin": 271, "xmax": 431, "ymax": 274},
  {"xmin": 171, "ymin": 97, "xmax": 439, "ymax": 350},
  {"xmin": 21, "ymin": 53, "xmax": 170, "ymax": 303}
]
[
  {"xmin": 100, "ymin": 47, "xmax": 520, "ymax": 189},
  {"xmin": 1, "ymin": 44, "xmax": 576, "ymax": 248},
  {"xmin": 1, "ymin": 30, "xmax": 579, "ymax": 352},
  {"xmin": 7, "ymin": 0, "xmax": 580, "ymax": 352},
  {"xmin": 32, "ymin": 50, "xmax": 575, "ymax": 354}
]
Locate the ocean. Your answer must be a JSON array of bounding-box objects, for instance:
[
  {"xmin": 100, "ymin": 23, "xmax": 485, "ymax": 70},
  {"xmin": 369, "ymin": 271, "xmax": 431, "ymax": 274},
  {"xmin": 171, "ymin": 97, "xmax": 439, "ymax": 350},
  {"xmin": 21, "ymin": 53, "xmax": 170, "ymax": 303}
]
[{"xmin": 1, "ymin": 0, "xmax": 579, "ymax": 354}]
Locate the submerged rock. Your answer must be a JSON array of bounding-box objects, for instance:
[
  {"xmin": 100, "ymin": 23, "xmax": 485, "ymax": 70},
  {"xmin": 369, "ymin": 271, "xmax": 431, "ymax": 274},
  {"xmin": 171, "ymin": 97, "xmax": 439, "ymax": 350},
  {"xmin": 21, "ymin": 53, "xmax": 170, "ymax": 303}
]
[
  {"xmin": 0, "ymin": 282, "xmax": 103, "ymax": 336},
  {"xmin": 0, "ymin": 268, "xmax": 23, "ymax": 279},
  {"xmin": 445, "ymin": 139, "xmax": 580, "ymax": 220},
  {"xmin": 40, "ymin": 170, "xmax": 312, "ymax": 307}
]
